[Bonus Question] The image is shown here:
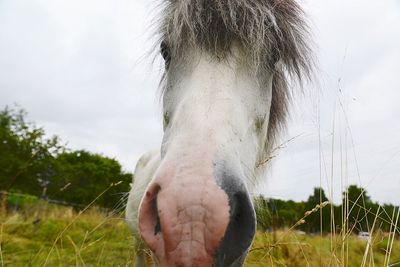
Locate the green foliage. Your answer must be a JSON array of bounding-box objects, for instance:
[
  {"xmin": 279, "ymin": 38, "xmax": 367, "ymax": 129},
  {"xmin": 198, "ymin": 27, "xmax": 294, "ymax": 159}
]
[
  {"xmin": 342, "ymin": 184, "xmax": 378, "ymax": 233},
  {"xmin": 0, "ymin": 106, "xmax": 63, "ymax": 194},
  {"xmin": 255, "ymin": 186, "xmax": 400, "ymax": 234},
  {"xmin": 346, "ymin": 184, "xmax": 371, "ymax": 204},
  {"xmin": 307, "ymin": 187, "xmax": 328, "ymax": 204},
  {"xmin": 255, "ymin": 197, "xmax": 306, "ymax": 232},
  {"xmin": 6, "ymin": 192, "xmax": 39, "ymax": 208},
  {"xmin": 254, "ymin": 196, "xmax": 272, "ymax": 232},
  {"xmin": 301, "ymin": 187, "xmax": 331, "ymax": 233},
  {"xmin": 49, "ymin": 150, "xmax": 132, "ymax": 208},
  {"xmin": 0, "ymin": 105, "xmax": 132, "ymax": 209}
]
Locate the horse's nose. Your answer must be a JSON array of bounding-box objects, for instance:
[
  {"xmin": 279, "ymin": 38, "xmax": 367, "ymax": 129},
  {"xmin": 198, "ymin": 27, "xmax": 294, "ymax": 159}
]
[
  {"xmin": 137, "ymin": 168, "xmax": 255, "ymax": 266},
  {"xmin": 214, "ymin": 171, "xmax": 256, "ymax": 266},
  {"xmin": 137, "ymin": 171, "xmax": 231, "ymax": 266}
]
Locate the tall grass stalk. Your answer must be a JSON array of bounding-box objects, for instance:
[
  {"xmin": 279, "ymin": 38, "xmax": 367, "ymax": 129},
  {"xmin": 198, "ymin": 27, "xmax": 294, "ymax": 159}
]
[
  {"xmin": 0, "ymin": 223, "xmax": 3, "ymax": 267},
  {"xmin": 43, "ymin": 181, "xmax": 122, "ymax": 266},
  {"xmin": 384, "ymin": 207, "xmax": 400, "ymax": 266},
  {"xmin": 361, "ymin": 206, "xmax": 379, "ymax": 267}
]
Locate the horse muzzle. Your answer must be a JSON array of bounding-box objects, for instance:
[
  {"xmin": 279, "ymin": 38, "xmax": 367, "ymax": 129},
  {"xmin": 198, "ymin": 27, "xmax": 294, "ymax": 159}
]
[{"xmin": 137, "ymin": 160, "xmax": 256, "ymax": 267}]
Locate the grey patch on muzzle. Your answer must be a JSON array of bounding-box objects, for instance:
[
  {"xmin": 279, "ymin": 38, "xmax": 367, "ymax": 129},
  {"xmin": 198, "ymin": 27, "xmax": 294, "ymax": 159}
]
[{"xmin": 213, "ymin": 165, "xmax": 256, "ymax": 266}]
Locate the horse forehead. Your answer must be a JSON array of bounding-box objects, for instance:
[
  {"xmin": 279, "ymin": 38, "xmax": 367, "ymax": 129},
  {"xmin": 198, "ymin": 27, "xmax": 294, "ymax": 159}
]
[{"xmin": 167, "ymin": 51, "xmax": 267, "ymax": 109}]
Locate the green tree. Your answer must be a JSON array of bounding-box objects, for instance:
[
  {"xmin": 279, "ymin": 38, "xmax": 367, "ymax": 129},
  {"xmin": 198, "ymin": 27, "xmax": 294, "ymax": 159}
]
[
  {"xmin": 49, "ymin": 150, "xmax": 133, "ymax": 208},
  {"xmin": 343, "ymin": 185, "xmax": 373, "ymax": 233},
  {"xmin": 254, "ymin": 196, "xmax": 272, "ymax": 231},
  {"xmin": 307, "ymin": 187, "xmax": 328, "ymax": 204},
  {"xmin": 0, "ymin": 106, "xmax": 64, "ymax": 194},
  {"xmin": 0, "ymin": 106, "xmax": 132, "ymax": 209},
  {"xmin": 301, "ymin": 187, "xmax": 331, "ymax": 233},
  {"xmin": 345, "ymin": 185, "xmax": 371, "ymax": 206}
]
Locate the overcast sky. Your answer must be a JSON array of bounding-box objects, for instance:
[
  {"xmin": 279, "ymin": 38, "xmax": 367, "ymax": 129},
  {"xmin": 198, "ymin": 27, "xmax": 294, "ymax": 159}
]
[{"xmin": 0, "ymin": 0, "xmax": 399, "ymax": 205}]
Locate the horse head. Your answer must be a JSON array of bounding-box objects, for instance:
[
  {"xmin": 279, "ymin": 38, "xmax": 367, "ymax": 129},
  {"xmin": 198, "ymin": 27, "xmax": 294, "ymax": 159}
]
[{"xmin": 127, "ymin": 0, "xmax": 312, "ymax": 266}]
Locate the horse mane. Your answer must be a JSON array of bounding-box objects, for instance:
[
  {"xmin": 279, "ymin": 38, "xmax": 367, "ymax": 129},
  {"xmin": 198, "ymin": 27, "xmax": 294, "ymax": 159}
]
[{"xmin": 159, "ymin": 0, "xmax": 313, "ymax": 156}]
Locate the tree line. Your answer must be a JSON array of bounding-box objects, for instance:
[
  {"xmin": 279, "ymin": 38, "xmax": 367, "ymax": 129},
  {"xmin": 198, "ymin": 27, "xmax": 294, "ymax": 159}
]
[
  {"xmin": 255, "ymin": 186, "xmax": 399, "ymax": 234},
  {"xmin": 1, "ymin": 105, "xmax": 399, "ymax": 233},
  {"xmin": 0, "ymin": 106, "xmax": 132, "ymax": 209}
]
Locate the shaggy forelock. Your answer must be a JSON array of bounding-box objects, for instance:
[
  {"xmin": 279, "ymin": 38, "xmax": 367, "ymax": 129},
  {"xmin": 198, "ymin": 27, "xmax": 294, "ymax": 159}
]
[{"xmin": 159, "ymin": 0, "xmax": 313, "ymax": 154}]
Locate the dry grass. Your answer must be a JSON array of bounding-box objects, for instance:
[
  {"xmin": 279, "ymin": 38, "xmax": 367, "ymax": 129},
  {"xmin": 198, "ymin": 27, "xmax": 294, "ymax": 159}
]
[
  {"xmin": 250, "ymin": 200, "xmax": 400, "ymax": 267},
  {"xmin": 0, "ymin": 201, "xmax": 398, "ymax": 266},
  {"xmin": 0, "ymin": 202, "xmax": 135, "ymax": 266},
  {"xmin": 246, "ymin": 229, "xmax": 400, "ymax": 267}
]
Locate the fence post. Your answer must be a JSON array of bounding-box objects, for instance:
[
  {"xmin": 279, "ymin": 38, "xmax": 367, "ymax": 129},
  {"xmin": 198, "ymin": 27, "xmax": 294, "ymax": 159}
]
[{"xmin": 0, "ymin": 190, "xmax": 8, "ymax": 216}]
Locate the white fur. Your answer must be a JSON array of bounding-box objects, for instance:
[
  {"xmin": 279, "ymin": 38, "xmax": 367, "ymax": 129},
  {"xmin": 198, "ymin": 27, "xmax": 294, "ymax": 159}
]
[
  {"xmin": 162, "ymin": 48, "xmax": 273, "ymax": 187},
  {"xmin": 126, "ymin": 48, "xmax": 273, "ymax": 241}
]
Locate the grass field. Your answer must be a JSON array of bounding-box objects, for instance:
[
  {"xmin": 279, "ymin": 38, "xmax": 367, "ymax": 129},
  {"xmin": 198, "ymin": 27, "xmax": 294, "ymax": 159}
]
[{"xmin": 0, "ymin": 202, "xmax": 399, "ymax": 267}]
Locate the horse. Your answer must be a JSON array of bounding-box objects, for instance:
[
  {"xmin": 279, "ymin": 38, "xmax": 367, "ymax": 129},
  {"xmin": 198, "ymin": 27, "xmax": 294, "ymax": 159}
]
[{"xmin": 126, "ymin": 0, "xmax": 313, "ymax": 266}]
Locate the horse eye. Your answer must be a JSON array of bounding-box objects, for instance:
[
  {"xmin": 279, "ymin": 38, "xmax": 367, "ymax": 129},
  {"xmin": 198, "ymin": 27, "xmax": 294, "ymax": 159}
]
[
  {"xmin": 163, "ymin": 112, "xmax": 170, "ymax": 127},
  {"xmin": 255, "ymin": 117, "xmax": 264, "ymax": 132},
  {"xmin": 160, "ymin": 41, "xmax": 171, "ymax": 66}
]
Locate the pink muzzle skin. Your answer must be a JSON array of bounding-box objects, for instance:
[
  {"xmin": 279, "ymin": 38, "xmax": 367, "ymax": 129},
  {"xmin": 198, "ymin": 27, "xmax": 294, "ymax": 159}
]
[{"xmin": 138, "ymin": 157, "xmax": 231, "ymax": 267}]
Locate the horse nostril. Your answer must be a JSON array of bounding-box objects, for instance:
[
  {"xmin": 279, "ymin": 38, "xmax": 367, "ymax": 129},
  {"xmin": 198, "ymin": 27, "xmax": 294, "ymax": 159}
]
[
  {"xmin": 230, "ymin": 191, "xmax": 254, "ymax": 233},
  {"xmin": 214, "ymin": 188, "xmax": 256, "ymax": 266},
  {"xmin": 153, "ymin": 197, "xmax": 162, "ymax": 235},
  {"xmin": 230, "ymin": 193, "xmax": 243, "ymax": 224},
  {"xmin": 139, "ymin": 183, "xmax": 163, "ymax": 249},
  {"xmin": 234, "ymin": 208, "xmax": 242, "ymax": 223},
  {"xmin": 234, "ymin": 212, "xmax": 241, "ymax": 222}
]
